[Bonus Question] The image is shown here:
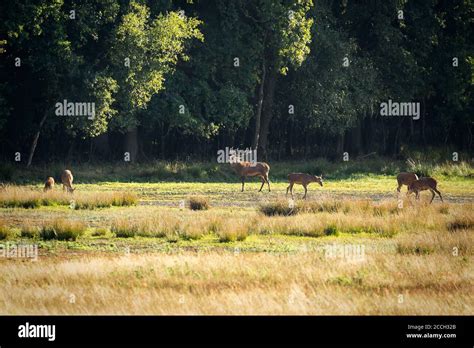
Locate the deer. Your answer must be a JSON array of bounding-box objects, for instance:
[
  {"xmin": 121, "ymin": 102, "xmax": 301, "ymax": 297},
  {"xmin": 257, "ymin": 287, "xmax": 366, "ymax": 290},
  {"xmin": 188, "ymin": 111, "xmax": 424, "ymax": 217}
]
[
  {"xmin": 396, "ymin": 172, "xmax": 419, "ymax": 193},
  {"xmin": 407, "ymin": 177, "xmax": 443, "ymax": 204},
  {"xmin": 61, "ymin": 169, "xmax": 75, "ymax": 193},
  {"xmin": 286, "ymin": 173, "xmax": 323, "ymax": 199},
  {"xmin": 43, "ymin": 177, "xmax": 55, "ymax": 192},
  {"xmin": 229, "ymin": 154, "xmax": 270, "ymax": 192}
]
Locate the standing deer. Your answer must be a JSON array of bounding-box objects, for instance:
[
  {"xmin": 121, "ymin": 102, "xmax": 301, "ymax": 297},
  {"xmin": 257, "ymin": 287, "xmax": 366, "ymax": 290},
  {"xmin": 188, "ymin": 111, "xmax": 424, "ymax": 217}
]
[
  {"xmin": 396, "ymin": 172, "xmax": 419, "ymax": 193},
  {"xmin": 61, "ymin": 169, "xmax": 75, "ymax": 193},
  {"xmin": 230, "ymin": 155, "xmax": 270, "ymax": 192},
  {"xmin": 43, "ymin": 177, "xmax": 55, "ymax": 192},
  {"xmin": 286, "ymin": 173, "xmax": 323, "ymax": 199},
  {"xmin": 407, "ymin": 177, "xmax": 443, "ymax": 203}
]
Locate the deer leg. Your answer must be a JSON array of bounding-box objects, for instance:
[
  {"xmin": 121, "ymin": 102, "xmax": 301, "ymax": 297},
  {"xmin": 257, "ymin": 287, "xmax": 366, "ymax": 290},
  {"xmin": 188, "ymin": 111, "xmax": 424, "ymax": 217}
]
[
  {"xmin": 241, "ymin": 177, "xmax": 245, "ymax": 192},
  {"xmin": 286, "ymin": 184, "xmax": 290, "ymax": 196},
  {"xmin": 429, "ymin": 189, "xmax": 435, "ymax": 204},
  {"xmin": 258, "ymin": 177, "xmax": 265, "ymax": 192},
  {"xmin": 289, "ymin": 183, "xmax": 294, "ymax": 199},
  {"xmin": 396, "ymin": 183, "xmax": 402, "ymax": 193},
  {"xmin": 265, "ymin": 174, "xmax": 271, "ymax": 192},
  {"xmin": 303, "ymin": 185, "xmax": 308, "ymax": 199},
  {"xmin": 434, "ymin": 188, "xmax": 443, "ymax": 202},
  {"xmin": 415, "ymin": 191, "xmax": 419, "ymax": 200}
]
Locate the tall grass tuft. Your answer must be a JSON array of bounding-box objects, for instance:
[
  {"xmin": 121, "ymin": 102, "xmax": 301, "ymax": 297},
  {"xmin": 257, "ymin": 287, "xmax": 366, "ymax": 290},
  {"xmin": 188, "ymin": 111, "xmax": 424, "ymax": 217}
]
[
  {"xmin": 259, "ymin": 198, "xmax": 397, "ymax": 217},
  {"xmin": 447, "ymin": 215, "xmax": 474, "ymax": 231},
  {"xmin": 259, "ymin": 199, "xmax": 297, "ymax": 216},
  {"xmin": 217, "ymin": 224, "xmax": 249, "ymax": 242},
  {"xmin": 40, "ymin": 219, "xmax": 86, "ymax": 241},
  {"xmin": 111, "ymin": 219, "xmax": 139, "ymax": 238},
  {"xmin": 0, "ymin": 224, "xmax": 13, "ymax": 240},
  {"xmin": 0, "ymin": 186, "xmax": 137, "ymax": 209},
  {"xmin": 91, "ymin": 227, "xmax": 109, "ymax": 237},
  {"xmin": 188, "ymin": 196, "xmax": 210, "ymax": 211},
  {"xmin": 21, "ymin": 225, "xmax": 40, "ymax": 238}
]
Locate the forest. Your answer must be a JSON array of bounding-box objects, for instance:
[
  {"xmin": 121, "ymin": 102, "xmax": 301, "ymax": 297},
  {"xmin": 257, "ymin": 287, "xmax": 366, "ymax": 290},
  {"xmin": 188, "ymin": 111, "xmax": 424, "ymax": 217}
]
[{"xmin": 0, "ymin": 0, "xmax": 472, "ymax": 165}]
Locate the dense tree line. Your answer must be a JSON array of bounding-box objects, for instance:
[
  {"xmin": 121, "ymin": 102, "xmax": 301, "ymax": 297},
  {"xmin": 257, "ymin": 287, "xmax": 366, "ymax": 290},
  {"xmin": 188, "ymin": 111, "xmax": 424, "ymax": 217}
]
[{"xmin": 0, "ymin": 0, "xmax": 472, "ymax": 164}]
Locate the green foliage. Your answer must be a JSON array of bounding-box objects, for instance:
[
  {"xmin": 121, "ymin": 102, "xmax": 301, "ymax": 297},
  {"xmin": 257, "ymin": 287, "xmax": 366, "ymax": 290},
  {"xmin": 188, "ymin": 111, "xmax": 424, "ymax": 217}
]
[
  {"xmin": 111, "ymin": 2, "xmax": 203, "ymax": 131},
  {"xmin": 0, "ymin": 0, "xmax": 471, "ymax": 163}
]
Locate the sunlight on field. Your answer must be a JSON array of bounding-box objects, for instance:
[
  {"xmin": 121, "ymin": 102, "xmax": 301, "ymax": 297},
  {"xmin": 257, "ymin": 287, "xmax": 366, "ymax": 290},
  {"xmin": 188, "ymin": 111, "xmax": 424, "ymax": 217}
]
[
  {"xmin": 20, "ymin": 176, "xmax": 473, "ymax": 207},
  {"xmin": 0, "ymin": 250, "xmax": 472, "ymax": 315},
  {"xmin": 0, "ymin": 178, "xmax": 472, "ymax": 315}
]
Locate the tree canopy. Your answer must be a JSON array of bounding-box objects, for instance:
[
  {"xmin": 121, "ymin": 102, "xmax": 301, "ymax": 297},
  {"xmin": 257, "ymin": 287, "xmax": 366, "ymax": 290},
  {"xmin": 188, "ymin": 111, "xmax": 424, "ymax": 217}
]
[{"xmin": 0, "ymin": 0, "xmax": 472, "ymax": 164}]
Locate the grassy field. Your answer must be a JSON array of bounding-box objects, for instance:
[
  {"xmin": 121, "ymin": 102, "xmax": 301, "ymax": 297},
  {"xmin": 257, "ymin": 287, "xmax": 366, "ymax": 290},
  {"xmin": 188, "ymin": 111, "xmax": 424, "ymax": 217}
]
[{"xmin": 0, "ymin": 165, "xmax": 473, "ymax": 314}]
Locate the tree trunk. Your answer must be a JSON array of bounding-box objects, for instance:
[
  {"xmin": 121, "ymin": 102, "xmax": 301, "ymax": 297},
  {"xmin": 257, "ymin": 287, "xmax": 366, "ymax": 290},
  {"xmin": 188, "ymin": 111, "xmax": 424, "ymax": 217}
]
[
  {"xmin": 125, "ymin": 127, "xmax": 138, "ymax": 162},
  {"xmin": 336, "ymin": 133, "xmax": 345, "ymax": 157},
  {"xmin": 350, "ymin": 119, "xmax": 363, "ymax": 156},
  {"xmin": 160, "ymin": 122, "xmax": 171, "ymax": 159},
  {"xmin": 26, "ymin": 112, "xmax": 48, "ymax": 167},
  {"xmin": 286, "ymin": 117, "xmax": 293, "ymax": 157},
  {"xmin": 252, "ymin": 58, "xmax": 266, "ymax": 151},
  {"xmin": 66, "ymin": 138, "xmax": 76, "ymax": 163},
  {"xmin": 258, "ymin": 65, "xmax": 278, "ymax": 161}
]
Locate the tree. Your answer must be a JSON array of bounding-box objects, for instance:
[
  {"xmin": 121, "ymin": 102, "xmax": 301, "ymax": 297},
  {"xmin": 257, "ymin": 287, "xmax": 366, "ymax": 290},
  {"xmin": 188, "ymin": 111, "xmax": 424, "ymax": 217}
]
[
  {"xmin": 236, "ymin": 0, "xmax": 314, "ymax": 159},
  {"xmin": 110, "ymin": 1, "xmax": 203, "ymax": 161}
]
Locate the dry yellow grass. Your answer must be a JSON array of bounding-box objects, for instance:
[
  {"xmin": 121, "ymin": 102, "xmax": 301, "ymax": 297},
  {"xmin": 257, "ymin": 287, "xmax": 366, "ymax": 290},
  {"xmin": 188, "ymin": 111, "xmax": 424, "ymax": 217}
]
[
  {"xmin": 99, "ymin": 199, "xmax": 472, "ymax": 240},
  {"xmin": 0, "ymin": 188, "xmax": 472, "ymax": 315},
  {"xmin": 0, "ymin": 248, "xmax": 471, "ymax": 314},
  {"xmin": 0, "ymin": 185, "xmax": 137, "ymax": 209}
]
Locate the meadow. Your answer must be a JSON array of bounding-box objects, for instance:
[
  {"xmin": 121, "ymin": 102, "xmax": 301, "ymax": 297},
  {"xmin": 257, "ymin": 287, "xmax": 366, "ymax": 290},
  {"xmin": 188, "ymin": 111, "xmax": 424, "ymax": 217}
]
[{"xmin": 0, "ymin": 160, "xmax": 472, "ymax": 314}]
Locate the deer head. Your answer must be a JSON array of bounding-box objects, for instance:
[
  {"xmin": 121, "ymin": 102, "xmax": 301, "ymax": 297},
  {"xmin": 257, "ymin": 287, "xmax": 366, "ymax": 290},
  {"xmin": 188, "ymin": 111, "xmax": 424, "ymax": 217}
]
[{"xmin": 314, "ymin": 174, "xmax": 323, "ymax": 187}]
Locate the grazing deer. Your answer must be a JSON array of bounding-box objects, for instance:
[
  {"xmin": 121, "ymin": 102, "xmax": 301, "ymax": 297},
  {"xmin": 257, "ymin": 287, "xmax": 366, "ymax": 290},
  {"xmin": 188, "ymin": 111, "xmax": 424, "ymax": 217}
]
[
  {"xmin": 407, "ymin": 177, "xmax": 443, "ymax": 203},
  {"xmin": 43, "ymin": 177, "xmax": 55, "ymax": 192},
  {"xmin": 230, "ymin": 156, "xmax": 270, "ymax": 192},
  {"xmin": 286, "ymin": 173, "xmax": 323, "ymax": 199},
  {"xmin": 396, "ymin": 172, "xmax": 419, "ymax": 193},
  {"xmin": 61, "ymin": 169, "xmax": 75, "ymax": 193}
]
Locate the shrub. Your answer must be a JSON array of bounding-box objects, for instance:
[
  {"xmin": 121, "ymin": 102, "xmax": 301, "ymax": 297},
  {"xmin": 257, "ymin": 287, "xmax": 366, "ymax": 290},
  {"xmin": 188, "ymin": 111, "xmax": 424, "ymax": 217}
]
[
  {"xmin": 21, "ymin": 225, "xmax": 40, "ymax": 238},
  {"xmin": 259, "ymin": 200, "xmax": 296, "ymax": 216},
  {"xmin": 111, "ymin": 192, "xmax": 138, "ymax": 207},
  {"xmin": 111, "ymin": 220, "xmax": 138, "ymax": 238},
  {"xmin": 0, "ymin": 164, "xmax": 14, "ymax": 181},
  {"xmin": 40, "ymin": 220, "xmax": 86, "ymax": 241},
  {"xmin": 188, "ymin": 196, "xmax": 210, "ymax": 211},
  {"xmin": 217, "ymin": 224, "xmax": 248, "ymax": 242},
  {"xmin": 324, "ymin": 225, "xmax": 339, "ymax": 236},
  {"xmin": 0, "ymin": 224, "xmax": 12, "ymax": 240},
  {"xmin": 92, "ymin": 227, "xmax": 109, "ymax": 237}
]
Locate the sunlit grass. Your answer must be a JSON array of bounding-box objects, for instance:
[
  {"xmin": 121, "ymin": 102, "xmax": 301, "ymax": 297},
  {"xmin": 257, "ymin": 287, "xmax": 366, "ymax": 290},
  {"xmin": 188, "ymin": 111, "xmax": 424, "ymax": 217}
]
[
  {"xmin": 0, "ymin": 186, "xmax": 137, "ymax": 209},
  {"xmin": 0, "ymin": 177, "xmax": 472, "ymax": 315},
  {"xmin": 39, "ymin": 219, "xmax": 87, "ymax": 241}
]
